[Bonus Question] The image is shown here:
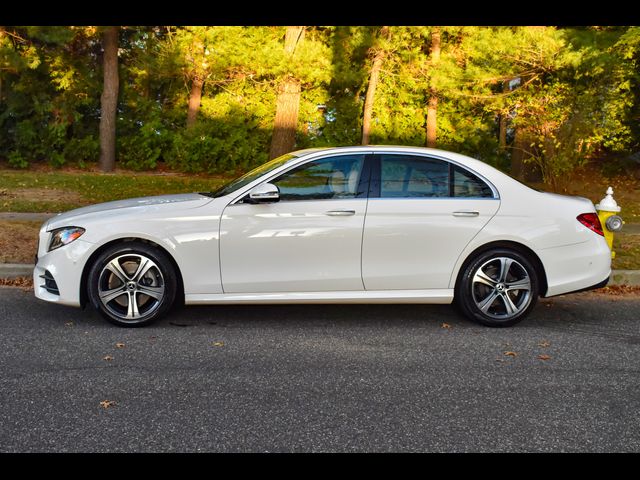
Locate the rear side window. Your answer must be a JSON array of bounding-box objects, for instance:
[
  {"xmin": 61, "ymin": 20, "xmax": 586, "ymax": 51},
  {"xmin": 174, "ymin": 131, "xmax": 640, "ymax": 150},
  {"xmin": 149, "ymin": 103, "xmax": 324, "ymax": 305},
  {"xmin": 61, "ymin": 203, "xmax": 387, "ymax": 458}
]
[
  {"xmin": 379, "ymin": 155, "xmax": 449, "ymax": 198},
  {"xmin": 452, "ymin": 165, "xmax": 494, "ymax": 198},
  {"xmin": 375, "ymin": 154, "xmax": 495, "ymax": 199}
]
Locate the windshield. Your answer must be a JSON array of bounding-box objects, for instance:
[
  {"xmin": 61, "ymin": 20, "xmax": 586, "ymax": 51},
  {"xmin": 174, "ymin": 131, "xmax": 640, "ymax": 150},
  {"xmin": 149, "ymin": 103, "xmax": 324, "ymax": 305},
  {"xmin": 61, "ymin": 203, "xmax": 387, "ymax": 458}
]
[{"xmin": 206, "ymin": 153, "xmax": 298, "ymax": 198}]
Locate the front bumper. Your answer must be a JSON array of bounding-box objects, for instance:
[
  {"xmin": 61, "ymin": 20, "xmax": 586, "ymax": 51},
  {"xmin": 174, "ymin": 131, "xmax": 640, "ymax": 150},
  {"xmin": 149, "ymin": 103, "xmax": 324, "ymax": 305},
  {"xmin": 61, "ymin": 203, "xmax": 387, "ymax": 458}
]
[{"xmin": 33, "ymin": 239, "xmax": 94, "ymax": 307}]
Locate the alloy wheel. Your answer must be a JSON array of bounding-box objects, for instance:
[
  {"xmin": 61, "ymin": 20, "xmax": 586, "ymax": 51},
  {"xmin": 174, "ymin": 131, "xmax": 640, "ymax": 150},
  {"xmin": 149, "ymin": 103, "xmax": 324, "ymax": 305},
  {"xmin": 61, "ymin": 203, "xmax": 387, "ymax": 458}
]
[
  {"xmin": 470, "ymin": 256, "xmax": 532, "ymax": 320},
  {"xmin": 97, "ymin": 253, "xmax": 165, "ymax": 322}
]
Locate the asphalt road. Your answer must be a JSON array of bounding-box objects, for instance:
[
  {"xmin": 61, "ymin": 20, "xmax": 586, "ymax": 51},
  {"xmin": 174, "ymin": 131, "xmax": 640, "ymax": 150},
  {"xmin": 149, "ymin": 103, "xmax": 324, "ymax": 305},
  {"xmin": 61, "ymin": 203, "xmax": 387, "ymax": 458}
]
[{"xmin": 1, "ymin": 286, "xmax": 640, "ymax": 453}]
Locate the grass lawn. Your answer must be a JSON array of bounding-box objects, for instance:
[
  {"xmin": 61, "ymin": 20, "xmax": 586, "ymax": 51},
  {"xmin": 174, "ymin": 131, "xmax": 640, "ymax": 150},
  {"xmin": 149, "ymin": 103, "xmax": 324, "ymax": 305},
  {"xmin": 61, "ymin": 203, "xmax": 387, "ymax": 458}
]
[
  {"xmin": 0, "ymin": 169, "xmax": 232, "ymax": 213},
  {"xmin": 613, "ymin": 232, "xmax": 640, "ymax": 270}
]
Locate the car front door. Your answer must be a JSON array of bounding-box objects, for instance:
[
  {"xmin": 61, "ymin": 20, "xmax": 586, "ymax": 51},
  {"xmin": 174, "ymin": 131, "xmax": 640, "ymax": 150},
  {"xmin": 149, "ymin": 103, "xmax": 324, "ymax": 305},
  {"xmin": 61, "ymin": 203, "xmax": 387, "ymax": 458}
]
[
  {"xmin": 361, "ymin": 153, "xmax": 500, "ymax": 290},
  {"xmin": 220, "ymin": 153, "xmax": 370, "ymax": 293}
]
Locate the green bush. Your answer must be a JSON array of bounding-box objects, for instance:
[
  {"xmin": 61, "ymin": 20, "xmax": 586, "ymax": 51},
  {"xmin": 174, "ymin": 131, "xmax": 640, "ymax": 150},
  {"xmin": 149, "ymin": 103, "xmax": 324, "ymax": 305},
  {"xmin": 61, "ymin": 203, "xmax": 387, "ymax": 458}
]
[
  {"xmin": 165, "ymin": 119, "xmax": 269, "ymax": 174},
  {"xmin": 63, "ymin": 135, "xmax": 99, "ymax": 167},
  {"xmin": 7, "ymin": 151, "xmax": 29, "ymax": 169},
  {"xmin": 118, "ymin": 119, "xmax": 169, "ymax": 171}
]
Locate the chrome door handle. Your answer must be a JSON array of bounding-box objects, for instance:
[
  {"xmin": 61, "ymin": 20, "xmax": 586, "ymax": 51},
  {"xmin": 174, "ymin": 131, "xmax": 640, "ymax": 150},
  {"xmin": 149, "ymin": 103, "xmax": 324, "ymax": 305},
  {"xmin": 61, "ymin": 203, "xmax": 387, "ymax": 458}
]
[
  {"xmin": 452, "ymin": 211, "xmax": 480, "ymax": 217},
  {"xmin": 325, "ymin": 210, "xmax": 356, "ymax": 216}
]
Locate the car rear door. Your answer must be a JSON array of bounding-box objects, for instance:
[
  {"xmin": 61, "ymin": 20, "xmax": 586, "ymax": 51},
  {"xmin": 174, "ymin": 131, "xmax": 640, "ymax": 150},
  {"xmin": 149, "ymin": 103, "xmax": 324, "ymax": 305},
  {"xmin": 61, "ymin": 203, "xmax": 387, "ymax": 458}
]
[{"xmin": 361, "ymin": 152, "xmax": 500, "ymax": 290}]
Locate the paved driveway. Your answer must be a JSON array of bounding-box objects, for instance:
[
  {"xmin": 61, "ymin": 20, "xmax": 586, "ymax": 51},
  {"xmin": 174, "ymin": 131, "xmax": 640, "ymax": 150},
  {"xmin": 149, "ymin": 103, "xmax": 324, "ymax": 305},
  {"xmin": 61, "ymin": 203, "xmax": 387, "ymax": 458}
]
[{"xmin": 1, "ymin": 287, "xmax": 639, "ymax": 452}]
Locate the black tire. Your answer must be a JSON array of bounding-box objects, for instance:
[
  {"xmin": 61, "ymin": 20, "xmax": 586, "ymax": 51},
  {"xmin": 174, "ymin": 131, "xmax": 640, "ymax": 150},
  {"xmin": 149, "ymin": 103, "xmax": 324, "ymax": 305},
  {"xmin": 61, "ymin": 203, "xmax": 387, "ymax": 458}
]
[
  {"xmin": 87, "ymin": 241, "xmax": 178, "ymax": 327},
  {"xmin": 455, "ymin": 248, "xmax": 539, "ymax": 327}
]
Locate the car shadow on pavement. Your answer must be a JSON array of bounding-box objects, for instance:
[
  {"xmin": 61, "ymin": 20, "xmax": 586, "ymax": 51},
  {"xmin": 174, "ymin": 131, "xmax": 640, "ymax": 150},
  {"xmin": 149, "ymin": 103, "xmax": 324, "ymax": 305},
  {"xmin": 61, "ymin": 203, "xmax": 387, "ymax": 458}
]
[{"xmin": 162, "ymin": 303, "xmax": 468, "ymax": 330}]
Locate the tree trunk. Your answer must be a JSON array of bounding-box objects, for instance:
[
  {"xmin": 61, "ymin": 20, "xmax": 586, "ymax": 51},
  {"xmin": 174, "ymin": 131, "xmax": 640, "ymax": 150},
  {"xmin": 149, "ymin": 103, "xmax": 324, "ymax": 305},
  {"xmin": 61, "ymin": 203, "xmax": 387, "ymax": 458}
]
[
  {"xmin": 269, "ymin": 77, "xmax": 301, "ymax": 159},
  {"xmin": 186, "ymin": 75, "xmax": 204, "ymax": 129},
  {"xmin": 498, "ymin": 114, "xmax": 507, "ymax": 151},
  {"xmin": 426, "ymin": 27, "xmax": 441, "ymax": 148},
  {"xmin": 361, "ymin": 26, "xmax": 389, "ymax": 146},
  {"xmin": 511, "ymin": 128, "xmax": 526, "ymax": 180},
  {"xmin": 99, "ymin": 26, "xmax": 119, "ymax": 173},
  {"xmin": 498, "ymin": 82, "xmax": 508, "ymax": 151},
  {"xmin": 185, "ymin": 33, "xmax": 206, "ymax": 129},
  {"xmin": 0, "ymin": 28, "xmax": 4, "ymax": 102},
  {"xmin": 283, "ymin": 26, "xmax": 304, "ymax": 55},
  {"xmin": 426, "ymin": 96, "xmax": 438, "ymax": 148},
  {"xmin": 361, "ymin": 53, "xmax": 383, "ymax": 146},
  {"xmin": 269, "ymin": 26, "xmax": 305, "ymax": 159},
  {"xmin": 512, "ymin": 127, "xmax": 536, "ymax": 181}
]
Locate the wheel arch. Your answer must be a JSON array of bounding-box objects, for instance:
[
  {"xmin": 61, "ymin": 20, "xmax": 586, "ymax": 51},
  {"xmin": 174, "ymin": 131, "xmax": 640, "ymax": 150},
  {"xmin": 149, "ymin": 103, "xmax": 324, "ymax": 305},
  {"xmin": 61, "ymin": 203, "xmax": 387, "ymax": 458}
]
[
  {"xmin": 79, "ymin": 237, "xmax": 185, "ymax": 309},
  {"xmin": 453, "ymin": 240, "xmax": 548, "ymax": 297}
]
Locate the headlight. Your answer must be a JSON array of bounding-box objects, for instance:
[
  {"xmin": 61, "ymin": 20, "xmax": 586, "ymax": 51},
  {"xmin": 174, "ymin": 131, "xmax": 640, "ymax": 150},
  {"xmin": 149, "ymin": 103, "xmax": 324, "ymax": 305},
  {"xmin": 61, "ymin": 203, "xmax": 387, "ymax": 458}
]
[{"xmin": 48, "ymin": 227, "xmax": 85, "ymax": 252}]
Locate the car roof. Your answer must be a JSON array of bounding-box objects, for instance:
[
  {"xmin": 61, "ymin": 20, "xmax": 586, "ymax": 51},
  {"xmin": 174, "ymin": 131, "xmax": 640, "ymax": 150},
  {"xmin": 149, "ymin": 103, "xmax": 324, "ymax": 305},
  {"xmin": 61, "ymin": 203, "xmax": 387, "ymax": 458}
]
[{"xmin": 291, "ymin": 145, "xmax": 476, "ymax": 158}]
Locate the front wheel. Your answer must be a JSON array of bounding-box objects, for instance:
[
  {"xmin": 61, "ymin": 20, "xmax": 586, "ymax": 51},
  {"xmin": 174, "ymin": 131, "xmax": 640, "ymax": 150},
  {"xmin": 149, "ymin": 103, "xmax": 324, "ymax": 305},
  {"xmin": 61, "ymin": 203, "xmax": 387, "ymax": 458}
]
[
  {"xmin": 455, "ymin": 249, "xmax": 539, "ymax": 327},
  {"xmin": 87, "ymin": 242, "xmax": 178, "ymax": 327}
]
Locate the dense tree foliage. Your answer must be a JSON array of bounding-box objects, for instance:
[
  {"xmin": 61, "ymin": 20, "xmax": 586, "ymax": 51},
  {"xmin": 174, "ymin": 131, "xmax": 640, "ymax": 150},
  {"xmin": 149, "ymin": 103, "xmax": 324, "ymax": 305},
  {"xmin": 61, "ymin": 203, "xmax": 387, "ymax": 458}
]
[{"xmin": 1, "ymin": 26, "xmax": 638, "ymax": 183}]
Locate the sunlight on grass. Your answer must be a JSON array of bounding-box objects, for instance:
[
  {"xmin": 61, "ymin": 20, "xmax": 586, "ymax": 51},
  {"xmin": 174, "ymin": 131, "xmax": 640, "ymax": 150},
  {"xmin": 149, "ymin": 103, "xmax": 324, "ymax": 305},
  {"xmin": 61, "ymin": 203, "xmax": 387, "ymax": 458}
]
[{"xmin": 0, "ymin": 170, "xmax": 232, "ymax": 213}]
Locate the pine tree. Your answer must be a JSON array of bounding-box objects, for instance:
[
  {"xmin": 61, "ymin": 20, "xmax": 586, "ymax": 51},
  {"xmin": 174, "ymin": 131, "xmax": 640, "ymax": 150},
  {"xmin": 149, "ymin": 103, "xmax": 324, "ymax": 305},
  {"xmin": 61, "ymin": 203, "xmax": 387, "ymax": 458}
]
[
  {"xmin": 269, "ymin": 26, "xmax": 305, "ymax": 159},
  {"xmin": 99, "ymin": 26, "xmax": 119, "ymax": 172}
]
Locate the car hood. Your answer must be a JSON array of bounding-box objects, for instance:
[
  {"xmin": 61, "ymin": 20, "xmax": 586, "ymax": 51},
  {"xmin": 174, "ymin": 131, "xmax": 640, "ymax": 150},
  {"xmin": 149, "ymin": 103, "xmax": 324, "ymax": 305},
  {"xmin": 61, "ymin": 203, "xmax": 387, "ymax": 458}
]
[{"xmin": 45, "ymin": 193, "xmax": 212, "ymax": 230}]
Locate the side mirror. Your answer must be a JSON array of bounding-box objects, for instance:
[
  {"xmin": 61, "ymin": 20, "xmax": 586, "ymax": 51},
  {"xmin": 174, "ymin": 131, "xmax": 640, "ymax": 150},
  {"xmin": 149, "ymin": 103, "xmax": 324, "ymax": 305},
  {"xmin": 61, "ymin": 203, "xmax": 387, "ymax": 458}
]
[{"xmin": 247, "ymin": 183, "xmax": 280, "ymax": 203}]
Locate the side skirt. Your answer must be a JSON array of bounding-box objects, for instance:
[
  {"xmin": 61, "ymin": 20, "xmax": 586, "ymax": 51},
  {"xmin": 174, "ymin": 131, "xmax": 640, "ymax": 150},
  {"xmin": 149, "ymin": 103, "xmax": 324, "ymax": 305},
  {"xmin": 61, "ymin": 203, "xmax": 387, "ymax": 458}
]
[{"xmin": 185, "ymin": 289, "xmax": 454, "ymax": 305}]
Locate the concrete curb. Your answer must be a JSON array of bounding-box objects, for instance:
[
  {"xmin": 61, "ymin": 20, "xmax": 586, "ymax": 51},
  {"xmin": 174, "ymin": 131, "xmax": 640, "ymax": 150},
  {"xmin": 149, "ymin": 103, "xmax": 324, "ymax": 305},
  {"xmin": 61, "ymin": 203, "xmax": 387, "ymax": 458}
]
[
  {"xmin": 0, "ymin": 212, "xmax": 57, "ymax": 222},
  {"xmin": 2, "ymin": 263, "xmax": 639, "ymax": 286},
  {"xmin": 0, "ymin": 264, "xmax": 34, "ymax": 279},
  {"xmin": 610, "ymin": 270, "xmax": 640, "ymax": 286}
]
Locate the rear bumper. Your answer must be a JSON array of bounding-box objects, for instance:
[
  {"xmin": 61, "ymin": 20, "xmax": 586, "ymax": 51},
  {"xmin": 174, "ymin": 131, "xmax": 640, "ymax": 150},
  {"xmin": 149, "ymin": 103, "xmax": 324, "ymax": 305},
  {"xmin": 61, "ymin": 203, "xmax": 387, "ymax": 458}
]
[
  {"xmin": 553, "ymin": 274, "xmax": 610, "ymax": 296},
  {"xmin": 538, "ymin": 235, "xmax": 612, "ymax": 298}
]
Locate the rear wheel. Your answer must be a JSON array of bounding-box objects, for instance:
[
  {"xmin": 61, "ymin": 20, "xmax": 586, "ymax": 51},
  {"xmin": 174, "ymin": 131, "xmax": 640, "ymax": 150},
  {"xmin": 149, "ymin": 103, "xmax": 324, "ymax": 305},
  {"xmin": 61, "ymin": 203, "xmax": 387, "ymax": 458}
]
[
  {"xmin": 87, "ymin": 242, "xmax": 177, "ymax": 327},
  {"xmin": 455, "ymin": 249, "xmax": 538, "ymax": 327}
]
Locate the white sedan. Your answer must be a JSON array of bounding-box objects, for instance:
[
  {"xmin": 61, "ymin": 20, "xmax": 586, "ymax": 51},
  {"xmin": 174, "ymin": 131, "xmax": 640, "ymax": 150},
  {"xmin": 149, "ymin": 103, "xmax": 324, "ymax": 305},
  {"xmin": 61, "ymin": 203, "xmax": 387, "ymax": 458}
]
[{"xmin": 34, "ymin": 146, "xmax": 611, "ymax": 327}]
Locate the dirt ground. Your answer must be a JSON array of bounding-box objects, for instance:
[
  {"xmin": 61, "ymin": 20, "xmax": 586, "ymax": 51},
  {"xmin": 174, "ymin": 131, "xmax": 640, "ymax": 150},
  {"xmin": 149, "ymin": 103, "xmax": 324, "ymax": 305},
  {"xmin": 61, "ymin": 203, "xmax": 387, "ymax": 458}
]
[{"xmin": 0, "ymin": 221, "xmax": 40, "ymax": 264}]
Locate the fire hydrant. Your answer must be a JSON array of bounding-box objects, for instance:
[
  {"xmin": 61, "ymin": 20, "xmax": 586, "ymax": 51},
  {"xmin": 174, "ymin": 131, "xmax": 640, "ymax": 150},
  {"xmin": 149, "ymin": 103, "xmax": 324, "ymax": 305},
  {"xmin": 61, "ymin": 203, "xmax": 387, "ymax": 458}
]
[{"xmin": 595, "ymin": 187, "xmax": 623, "ymax": 259}]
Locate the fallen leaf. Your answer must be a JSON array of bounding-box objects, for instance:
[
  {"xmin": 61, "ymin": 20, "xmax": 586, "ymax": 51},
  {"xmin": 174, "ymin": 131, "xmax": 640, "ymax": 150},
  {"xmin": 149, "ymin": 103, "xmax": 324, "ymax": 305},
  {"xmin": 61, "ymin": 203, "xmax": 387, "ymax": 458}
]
[
  {"xmin": 212, "ymin": 342, "xmax": 225, "ymax": 347},
  {"xmin": 99, "ymin": 400, "xmax": 116, "ymax": 409},
  {"xmin": 504, "ymin": 351, "xmax": 518, "ymax": 357},
  {"xmin": 115, "ymin": 343, "xmax": 125, "ymax": 349},
  {"xmin": 538, "ymin": 341, "xmax": 551, "ymax": 348},
  {"xmin": 441, "ymin": 323, "xmax": 451, "ymax": 329},
  {"xmin": 538, "ymin": 354, "xmax": 552, "ymax": 361},
  {"xmin": 103, "ymin": 355, "xmax": 113, "ymax": 361}
]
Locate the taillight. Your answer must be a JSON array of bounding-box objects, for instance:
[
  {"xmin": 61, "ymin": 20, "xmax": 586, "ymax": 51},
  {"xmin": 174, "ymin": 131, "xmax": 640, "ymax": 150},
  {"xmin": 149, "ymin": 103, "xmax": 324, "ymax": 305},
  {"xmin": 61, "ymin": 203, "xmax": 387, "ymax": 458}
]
[{"xmin": 577, "ymin": 213, "xmax": 604, "ymax": 236}]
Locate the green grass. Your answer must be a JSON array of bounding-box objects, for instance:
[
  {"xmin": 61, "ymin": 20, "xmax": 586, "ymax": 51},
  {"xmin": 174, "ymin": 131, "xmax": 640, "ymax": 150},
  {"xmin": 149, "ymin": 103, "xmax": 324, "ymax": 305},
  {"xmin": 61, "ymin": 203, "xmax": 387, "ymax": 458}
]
[
  {"xmin": 612, "ymin": 233, "xmax": 640, "ymax": 270},
  {"xmin": 0, "ymin": 169, "xmax": 232, "ymax": 213}
]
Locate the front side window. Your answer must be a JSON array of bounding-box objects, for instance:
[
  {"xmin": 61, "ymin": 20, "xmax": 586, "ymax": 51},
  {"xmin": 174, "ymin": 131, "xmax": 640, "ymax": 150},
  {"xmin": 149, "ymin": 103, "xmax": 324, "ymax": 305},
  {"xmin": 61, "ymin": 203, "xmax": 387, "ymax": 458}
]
[{"xmin": 271, "ymin": 154, "xmax": 365, "ymax": 201}]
